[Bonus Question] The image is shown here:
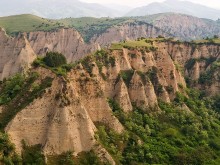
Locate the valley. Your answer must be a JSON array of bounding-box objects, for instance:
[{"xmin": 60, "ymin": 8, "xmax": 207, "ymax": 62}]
[
  {"xmin": 0, "ymin": 36, "xmax": 219, "ymax": 164},
  {"xmin": 0, "ymin": 3, "xmax": 220, "ymax": 164}
]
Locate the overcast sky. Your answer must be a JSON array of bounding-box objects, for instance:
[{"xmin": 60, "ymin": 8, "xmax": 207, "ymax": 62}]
[{"xmin": 81, "ymin": 0, "xmax": 220, "ymax": 9}]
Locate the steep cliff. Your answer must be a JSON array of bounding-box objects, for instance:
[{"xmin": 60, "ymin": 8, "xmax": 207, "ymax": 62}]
[
  {"xmin": 5, "ymin": 42, "xmax": 186, "ymax": 157},
  {"xmin": 0, "ymin": 28, "xmax": 36, "ymax": 80},
  {"xmin": 139, "ymin": 13, "xmax": 220, "ymax": 40},
  {"xmin": 158, "ymin": 40, "xmax": 220, "ymax": 95},
  {"xmin": 27, "ymin": 28, "xmax": 100, "ymax": 62},
  {"xmin": 0, "ymin": 39, "xmax": 219, "ymax": 164},
  {"xmin": 90, "ymin": 22, "xmax": 171, "ymax": 47}
]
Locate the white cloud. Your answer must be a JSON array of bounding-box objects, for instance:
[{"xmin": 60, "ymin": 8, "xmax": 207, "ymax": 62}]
[{"xmin": 81, "ymin": 0, "xmax": 220, "ymax": 9}]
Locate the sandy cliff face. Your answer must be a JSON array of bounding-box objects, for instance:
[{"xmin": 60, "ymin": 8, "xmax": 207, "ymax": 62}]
[
  {"xmin": 5, "ymin": 67, "xmax": 123, "ymax": 163},
  {"xmin": 0, "ymin": 28, "xmax": 36, "ymax": 80},
  {"xmin": 4, "ymin": 40, "xmax": 219, "ymax": 163},
  {"xmin": 161, "ymin": 41, "xmax": 220, "ymax": 95},
  {"xmin": 27, "ymin": 28, "xmax": 100, "ymax": 63},
  {"xmin": 90, "ymin": 22, "xmax": 170, "ymax": 47},
  {"xmin": 5, "ymin": 46, "xmax": 185, "ymax": 160},
  {"xmin": 147, "ymin": 14, "xmax": 220, "ymax": 40}
]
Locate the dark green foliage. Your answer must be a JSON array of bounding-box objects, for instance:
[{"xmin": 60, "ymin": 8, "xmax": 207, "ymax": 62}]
[
  {"xmin": 47, "ymin": 151, "xmax": 74, "ymax": 165},
  {"xmin": 0, "ymin": 74, "xmax": 25, "ymax": 105},
  {"xmin": 57, "ymin": 151, "xmax": 74, "ymax": 165},
  {"xmin": 0, "ymin": 132, "xmax": 21, "ymax": 165},
  {"xmin": 97, "ymin": 94, "xmax": 220, "ymax": 164},
  {"xmin": 77, "ymin": 150, "xmax": 104, "ymax": 165},
  {"xmin": 22, "ymin": 143, "xmax": 45, "ymax": 165},
  {"xmin": 80, "ymin": 49, "xmax": 116, "ymax": 78},
  {"xmin": 81, "ymin": 55, "xmax": 94, "ymax": 76},
  {"xmin": 33, "ymin": 55, "xmax": 76, "ymax": 77},
  {"xmin": 137, "ymin": 71, "xmax": 149, "ymax": 84},
  {"xmin": 0, "ymin": 73, "xmax": 53, "ymax": 130},
  {"xmin": 47, "ymin": 150, "xmax": 103, "ymax": 165},
  {"xmin": 43, "ymin": 52, "xmax": 67, "ymax": 67},
  {"xmin": 94, "ymin": 49, "xmax": 116, "ymax": 74},
  {"xmin": 212, "ymin": 95, "xmax": 220, "ymax": 112},
  {"xmin": 147, "ymin": 66, "xmax": 158, "ymax": 84},
  {"xmin": 129, "ymin": 53, "xmax": 137, "ymax": 59},
  {"xmin": 198, "ymin": 60, "xmax": 219, "ymax": 85},
  {"xmin": 166, "ymin": 85, "xmax": 174, "ymax": 94},
  {"xmin": 119, "ymin": 70, "xmax": 134, "ymax": 86},
  {"xmin": 185, "ymin": 58, "xmax": 196, "ymax": 70}
]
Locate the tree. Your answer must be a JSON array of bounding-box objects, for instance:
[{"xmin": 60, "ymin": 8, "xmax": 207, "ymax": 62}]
[{"xmin": 43, "ymin": 52, "xmax": 67, "ymax": 67}]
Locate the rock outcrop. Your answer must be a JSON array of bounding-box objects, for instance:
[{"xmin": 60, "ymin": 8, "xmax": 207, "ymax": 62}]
[
  {"xmin": 91, "ymin": 22, "xmax": 171, "ymax": 47},
  {"xmin": 0, "ymin": 28, "xmax": 36, "ymax": 80},
  {"xmin": 5, "ymin": 45, "xmax": 187, "ymax": 154},
  {"xmin": 27, "ymin": 28, "xmax": 100, "ymax": 62},
  {"xmin": 3, "ymin": 39, "xmax": 220, "ymax": 163},
  {"xmin": 140, "ymin": 13, "xmax": 220, "ymax": 40},
  {"xmin": 161, "ymin": 41, "xmax": 220, "ymax": 95}
]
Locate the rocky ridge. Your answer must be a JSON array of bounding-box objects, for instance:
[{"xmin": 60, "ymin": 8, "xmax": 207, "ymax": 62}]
[
  {"xmin": 26, "ymin": 28, "xmax": 100, "ymax": 63},
  {"xmin": 0, "ymin": 38, "xmax": 219, "ymax": 164},
  {"xmin": 0, "ymin": 28, "xmax": 36, "ymax": 80}
]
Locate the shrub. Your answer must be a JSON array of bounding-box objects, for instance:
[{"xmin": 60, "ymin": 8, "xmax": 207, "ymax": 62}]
[
  {"xmin": 120, "ymin": 70, "xmax": 134, "ymax": 86},
  {"xmin": 43, "ymin": 52, "xmax": 67, "ymax": 67},
  {"xmin": 0, "ymin": 74, "xmax": 25, "ymax": 105},
  {"xmin": 22, "ymin": 143, "xmax": 45, "ymax": 165}
]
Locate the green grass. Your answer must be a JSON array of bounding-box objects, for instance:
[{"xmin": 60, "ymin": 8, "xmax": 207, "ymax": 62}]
[
  {"xmin": 59, "ymin": 17, "xmax": 130, "ymax": 42},
  {"xmin": 110, "ymin": 39, "xmax": 153, "ymax": 50},
  {"xmin": 0, "ymin": 14, "xmax": 62, "ymax": 35},
  {"xmin": 0, "ymin": 14, "xmax": 130, "ymax": 42},
  {"xmin": 192, "ymin": 38, "xmax": 220, "ymax": 45}
]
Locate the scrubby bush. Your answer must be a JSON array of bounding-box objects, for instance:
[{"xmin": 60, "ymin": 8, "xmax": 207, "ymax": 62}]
[{"xmin": 43, "ymin": 52, "xmax": 67, "ymax": 67}]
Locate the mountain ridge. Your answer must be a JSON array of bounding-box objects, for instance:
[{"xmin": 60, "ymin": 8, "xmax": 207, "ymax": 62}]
[
  {"xmin": 126, "ymin": 0, "xmax": 220, "ymax": 20},
  {"xmin": 0, "ymin": 0, "xmax": 220, "ymax": 20},
  {"xmin": 0, "ymin": 38, "xmax": 219, "ymax": 164}
]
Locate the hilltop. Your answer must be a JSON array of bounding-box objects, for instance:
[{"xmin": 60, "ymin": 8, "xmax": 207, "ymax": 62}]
[
  {"xmin": 0, "ymin": 14, "xmax": 62, "ymax": 35},
  {"xmin": 0, "ymin": 13, "xmax": 220, "ymax": 42}
]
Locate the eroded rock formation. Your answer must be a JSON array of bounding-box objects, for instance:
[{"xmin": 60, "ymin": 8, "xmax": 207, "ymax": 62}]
[
  {"xmin": 0, "ymin": 28, "xmax": 36, "ymax": 80},
  {"xmin": 27, "ymin": 28, "xmax": 100, "ymax": 62}
]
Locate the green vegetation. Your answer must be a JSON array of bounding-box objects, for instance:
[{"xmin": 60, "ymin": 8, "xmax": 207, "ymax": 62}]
[
  {"xmin": 33, "ymin": 52, "xmax": 74, "ymax": 77},
  {"xmin": 119, "ymin": 70, "xmax": 134, "ymax": 86},
  {"xmin": 59, "ymin": 17, "xmax": 129, "ymax": 43},
  {"xmin": 185, "ymin": 58, "xmax": 196, "ymax": 70},
  {"xmin": 79, "ymin": 49, "xmax": 116, "ymax": 79},
  {"xmin": 0, "ymin": 74, "xmax": 25, "ymax": 105},
  {"xmin": 194, "ymin": 37, "xmax": 220, "ymax": 45},
  {"xmin": 47, "ymin": 150, "xmax": 104, "ymax": 165},
  {"xmin": 0, "ymin": 132, "xmax": 21, "ymax": 164},
  {"xmin": 95, "ymin": 90, "xmax": 220, "ymax": 164},
  {"xmin": 110, "ymin": 39, "xmax": 157, "ymax": 50},
  {"xmin": 48, "ymin": 151, "xmax": 74, "ymax": 165},
  {"xmin": 198, "ymin": 59, "xmax": 220, "ymax": 85},
  {"xmin": 0, "ymin": 72, "xmax": 53, "ymax": 130},
  {"xmin": 22, "ymin": 142, "xmax": 45, "ymax": 165},
  {"xmin": 43, "ymin": 52, "xmax": 67, "ymax": 67},
  {"xmin": 0, "ymin": 14, "xmax": 62, "ymax": 36},
  {"xmin": 0, "ymin": 14, "xmax": 130, "ymax": 42}
]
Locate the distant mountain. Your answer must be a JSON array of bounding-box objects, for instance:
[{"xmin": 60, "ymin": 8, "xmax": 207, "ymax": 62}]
[
  {"xmin": 102, "ymin": 4, "xmax": 133, "ymax": 16},
  {"xmin": 137, "ymin": 13, "xmax": 220, "ymax": 40},
  {"xmin": 0, "ymin": 0, "xmax": 120, "ymax": 18},
  {"xmin": 1, "ymin": 13, "xmax": 220, "ymax": 42},
  {"xmin": 126, "ymin": 0, "xmax": 220, "ymax": 20}
]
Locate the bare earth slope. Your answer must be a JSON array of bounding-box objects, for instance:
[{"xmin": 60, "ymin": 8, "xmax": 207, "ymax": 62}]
[
  {"xmin": 0, "ymin": 28, "xmax": 36, "ymax": 80},
  {"xmin": 27, "ymin": 28, "xmax": 100, "ymax": 62},
  {"xmin": 3, "ymin": 39, "xmax": 219, "ymax": 163}
]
